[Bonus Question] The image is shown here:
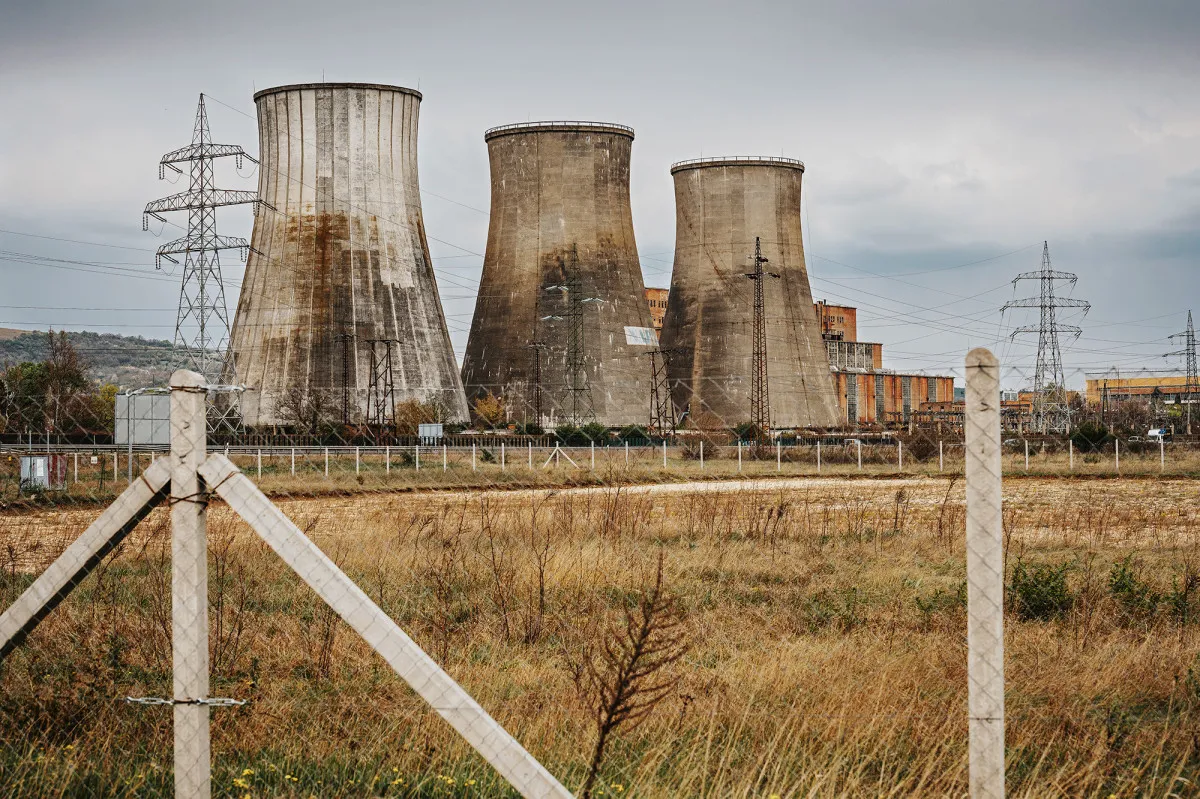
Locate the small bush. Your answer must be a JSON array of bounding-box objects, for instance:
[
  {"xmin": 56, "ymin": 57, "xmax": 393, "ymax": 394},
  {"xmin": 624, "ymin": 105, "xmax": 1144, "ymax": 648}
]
[
  {"xmin": 1071, "ymin": 421, "xmax": 1111, "ymax": 453},
  {"xmin": 1108, "ymin": 557, "xmax": 1160, "ymax": 623},
  {"xmin": 1009, "ymin": 559, "xmax": 1074, "ymax": 621}
]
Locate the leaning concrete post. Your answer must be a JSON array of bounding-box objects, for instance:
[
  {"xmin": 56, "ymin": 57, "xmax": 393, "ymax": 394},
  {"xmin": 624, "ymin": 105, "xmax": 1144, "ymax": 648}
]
[
  {"xmin": 964, "ymin": 348, "xmax": 1004, "ymax": 799},
  {"xmin": 170, "ymin": 370, "xmax": 210, "ymax": 799}
]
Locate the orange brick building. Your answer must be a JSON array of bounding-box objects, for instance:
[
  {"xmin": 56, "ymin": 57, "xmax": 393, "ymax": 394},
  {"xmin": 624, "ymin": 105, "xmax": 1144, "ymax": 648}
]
[{"xmin": 644, "ymin": 287, "xmax": 669, "ymax": 339}]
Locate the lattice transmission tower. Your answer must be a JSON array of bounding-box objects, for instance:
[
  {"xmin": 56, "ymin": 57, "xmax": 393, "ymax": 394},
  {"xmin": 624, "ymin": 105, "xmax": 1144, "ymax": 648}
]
[
  {"xmin": 646, "ymin": 348, "xmax": 676, "ymax": 436},
  {"xmin": 143, "ymin": 94, "xmax": 265, "ymax": 385},
  {"xmin": 366, "ymin": 339, "xmax": 398, "ymax": 431},
  {"xmin": 544, "ymin": 245, "xmax": 599, "ymax": 426},
  {"xmin": 1000, "ymin": 241, "xmax": 1090, "ymax": 434},
  {"xmin": 1167, "ymin": 310, "xmax": 1197, "ymax": 434},
  {"xmin": 744, "ymin": 237, "xmax": 779, "ymax": 438}
]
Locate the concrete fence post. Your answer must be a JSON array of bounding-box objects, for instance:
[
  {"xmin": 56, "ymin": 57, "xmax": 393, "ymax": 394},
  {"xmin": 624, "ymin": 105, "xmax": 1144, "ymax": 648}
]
[
  {"xmin": 591, "ymin": 440, "xmax": 596, "ymax": 470},
  {"xmin": 1115, "ymin": 439, "xmax": 1120, "ymax": 475},
  {"xmin": 291, "ymin": 447, "xmax": 295, "ymax": 476},
  {"xmin": 898, "ymin": 440, "xmax": 903, "ymax": 471},
  {"xmin": 1023, "ymin": 439, "xmax": 1028, "ymax": 472},
  {"xmin": 1161, "ymin": 437, "xmax": 1165, "ymax": 472},
  {"xmin": 964, "ymin": 348, "xmax": 1005, "ymax": 799},
  {"xmin": 386, "ymin": 446, "xmax": 390, "ymax": 474},
  {"xmin": 1068, "ymin": 439, "xmax": 1073, "ymax": 471},
  {"xmin": 354, "ymin": 446, "xmax": 360, "ymax": 475},
  {"xmin": 737, "ymin": 440, "xmax": 742, "ymax": 472},
  {"xmin": 501, "ymin": 443, "xmax": 505, "ymax": 472},
  {"xmin": 113, "ymin": 452, "xmax": 118, "ymax": 482},
  {"xmin": 415, "ymin": 446, "xmax": 420, "ymax": 471},
  {"xmin": 472, "ymin": 443, "xmax": 476, "ymax": 472},
  {"xmin": 700, "ymin": 440, "xmax": 704, "ymax": 470},
  {"xmin": 257, "ymin": 449, "xmax": 262, "ymax": 479},
  {"xmin": 817, "ymin": 439, "xmax": 822, "ymax": 473},
  {"xmin": 169, "ymin": 370, "xmax": 210, "ymax": 799},
  {"xmin": 776, "ymin": 439, "xmax": 781, "ymax": 471},
  {"xmin": 74, "ymin": 453, "xmax": 78, "ymax": 483},
  {"xmin": 324, "ymin": 447, "xmax": 329, "ymax": 477},
  {"xmin": 662, "ymin": 440, "xmax": 667, "ymax": 469},
  {"xmin": 857, "ymin": 439, "xmax": 862, "ymax": 471},
  {"xmin": 624, "ymin": 440, "xmax": 629, "ymax": 467},
  {"xmin": 443, "ymin": 444, "xmax": 448, "ymax": 472}
]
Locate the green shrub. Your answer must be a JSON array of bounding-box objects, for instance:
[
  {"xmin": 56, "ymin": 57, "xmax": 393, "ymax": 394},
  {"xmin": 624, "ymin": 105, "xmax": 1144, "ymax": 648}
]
[
  {"xmin": 1009, "ymin": 559, "xmax": 1074, "ymax": 621},
  {"xmin": 1108, "ymin": 556, "xmax": 1160, "ymax": 622},
  {"xmin": 1071, "ymin": 421, "xmax": 1111, "ymax": 453}
]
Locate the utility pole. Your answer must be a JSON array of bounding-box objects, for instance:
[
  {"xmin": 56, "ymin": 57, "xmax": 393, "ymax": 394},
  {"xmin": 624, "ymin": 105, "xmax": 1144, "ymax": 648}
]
[
  {"xmin": 366, "ymin": 339, "xmax": 398, "ymax": 433},
  {"xmin": 1168, "ymin": 310, "xmax": 1197, "ymax": 435},
  {"xmin": 143, "ymin": 94, "xmax": 264, "ymax": 385},
  {"xmin": 1000, "ymin": 241, "xmax": 1089, "ymax": 434},
  {"xmin": 526, "ymin": 341, "xmax": 548, "ymax": 427},
  {"xmin": 646, "ymin": 348, "xmax": 676, "ymax": 436},
  {"xmin": 744, "ymin": 237, "xmax": 779, "ymax": 440},
  {"xmin": 544, "ymin": 245, "xmax": 599, "ymax": 426}
]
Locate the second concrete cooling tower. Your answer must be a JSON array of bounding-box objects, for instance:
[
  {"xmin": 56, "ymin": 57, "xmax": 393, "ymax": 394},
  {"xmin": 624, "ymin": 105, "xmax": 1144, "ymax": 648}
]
[
  {"xmin": 461, "ymin": 122, "xmax": 656, "ymax": 427},
  {"xmin": 229, "ymin": 83, "xmax": 468, "ymax": 426},
  {"xmin": 659, "ymin": 157, "xmax": 840, "ymax": 429}
]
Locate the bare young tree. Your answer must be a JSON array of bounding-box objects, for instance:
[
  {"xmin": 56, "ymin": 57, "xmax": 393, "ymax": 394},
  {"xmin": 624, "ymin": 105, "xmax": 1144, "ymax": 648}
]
[{"xmin": 578, "ymin": 553, "xmax": 689, "ymax": 798}]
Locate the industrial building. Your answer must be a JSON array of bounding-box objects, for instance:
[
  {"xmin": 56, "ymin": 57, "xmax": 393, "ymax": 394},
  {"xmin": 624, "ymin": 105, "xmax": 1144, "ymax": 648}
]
[
  {"xmin": 1085, "ymin": 375, "xmax": 1195, "ymax": 407},
  {"xmin": 658, "ymin": 157, "xmax": 841, "ymax": 429},
  {"xmin": 645, "ymin": 287, "xmax": 669, "ymax": 338},
  {"xmin": 460, "ymin": 121, "xmax": 657, "ymax": 427},
  {"xmin": 229, "ymin": 83, "xmax": 469, "ymax": 427}
]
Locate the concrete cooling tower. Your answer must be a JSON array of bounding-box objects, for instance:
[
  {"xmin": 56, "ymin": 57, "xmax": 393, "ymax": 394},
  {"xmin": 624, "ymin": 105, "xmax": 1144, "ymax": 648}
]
[
  {"xmin": 229, "ymin": 83, "xmax": 468, "ymax": 426},
  {"xmin": 460, "ymin": 122, "xmax": 656, "ymax": 427},
  {"xmin": 659, "ymin": 157, "xmax": 840, "ymax": 429}
]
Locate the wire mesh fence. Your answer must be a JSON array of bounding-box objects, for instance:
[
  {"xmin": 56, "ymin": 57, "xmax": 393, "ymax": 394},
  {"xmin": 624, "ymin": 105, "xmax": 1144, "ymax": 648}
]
[{"xmin": 2, "ymin": 353, "xmax": 1200, "ymax": 797}]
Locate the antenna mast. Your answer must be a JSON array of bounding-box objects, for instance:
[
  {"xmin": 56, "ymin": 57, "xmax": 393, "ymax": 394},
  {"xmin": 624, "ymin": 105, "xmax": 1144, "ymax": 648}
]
[{"xmin": 1000, "ymin": 241, "xmax": 1089, "ymax": 434}]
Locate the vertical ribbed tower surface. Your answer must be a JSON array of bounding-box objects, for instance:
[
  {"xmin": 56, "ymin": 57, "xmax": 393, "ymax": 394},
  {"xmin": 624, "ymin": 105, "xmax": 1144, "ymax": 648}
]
[
  {"xmin": 461, "ymin": 122, "xmax": 655, "ymax": 427},
  {"xmin": 229, "ymin": 83, "xmax": 468, "ymax": 426},
  {"xmin": 659, "ymin": 157, "xmax": 841, "ymax": 429}
]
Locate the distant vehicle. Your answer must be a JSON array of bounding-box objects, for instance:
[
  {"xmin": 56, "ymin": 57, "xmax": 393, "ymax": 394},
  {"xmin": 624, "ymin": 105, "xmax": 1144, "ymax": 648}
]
[
  {"xmin": 1128, "ymin": 435, "xmax": 1142, "ymax": 443},
  {"xmin": 1003, "ymin": 438, "xmax": 1021, "ymax": 447}
]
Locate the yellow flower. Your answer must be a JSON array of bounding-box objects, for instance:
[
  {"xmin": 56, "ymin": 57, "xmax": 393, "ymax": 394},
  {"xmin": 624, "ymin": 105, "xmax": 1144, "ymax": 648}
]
[
  {"xmin": 232, "ymin": 777, "xmax": 249, "ymax": 789},
  {"xmin": 242, "ymin": 768, "xmax": 255, "ymax": 776}
]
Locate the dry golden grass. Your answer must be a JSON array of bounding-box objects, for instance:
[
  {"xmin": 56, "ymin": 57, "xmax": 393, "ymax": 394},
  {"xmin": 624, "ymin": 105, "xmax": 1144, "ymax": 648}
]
[{"xmin": 2, "ymin": 476, "xmax": 1199, "ymax": 797}]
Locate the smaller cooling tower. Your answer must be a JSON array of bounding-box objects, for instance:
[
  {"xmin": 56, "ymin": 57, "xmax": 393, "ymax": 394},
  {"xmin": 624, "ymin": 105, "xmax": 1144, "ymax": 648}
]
[
  {"xmin": 460, "ymin": 121, "xmax": 656, "ymax": 427},
  {"xmin": 229, "ymin": 83, "xmax": 468, "ymax": 426},
  {"xmin": 659, "ymin": 157, "xmax": 840, "ymax": 429}
]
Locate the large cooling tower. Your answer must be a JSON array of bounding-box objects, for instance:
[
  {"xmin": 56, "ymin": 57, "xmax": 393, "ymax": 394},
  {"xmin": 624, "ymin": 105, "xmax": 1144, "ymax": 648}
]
[
  {"xmin": 229, "ymin": 83, "xmax": 468, "ymax": 426},
  {"xmin": 460, "ymin": 122, "xmax": 655, "ymax": 427},
  {"xmin": 659, "ymin": 157, "xmax": 840, "ymax": 429}
]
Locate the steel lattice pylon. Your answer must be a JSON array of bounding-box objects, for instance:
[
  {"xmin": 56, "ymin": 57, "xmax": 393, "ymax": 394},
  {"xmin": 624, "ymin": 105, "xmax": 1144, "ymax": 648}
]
[
  {"xmin": 744, "ymin": 236, "xmax": 779, "ymax": 439},
  {"xmin": 366, "ymin": 339, "xmax": 398, "ymax": 432},
  {"xmin": 647, "ymin": 348, "xmax": 676, "ymax": 436},
  {"xmin": 1001, "ymin": 241, "xmax": 1089, "ymax": 434},
  {"xmin": 545, "ymin": 245, "xmax": 598, "ymax": 426},
  {"xmin": 144, "ymin": 94, "xmax": 266, "ymax": 391},
  {"xmin": 1168, "ymin": 310, "xmax": 1197, "ymax": 434}
]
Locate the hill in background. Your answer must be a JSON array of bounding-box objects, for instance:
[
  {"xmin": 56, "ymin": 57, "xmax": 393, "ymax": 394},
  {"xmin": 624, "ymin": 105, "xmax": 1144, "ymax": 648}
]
[{"xmin": 0, "ymin": 329, "xmax": 190, "ymax": 389}]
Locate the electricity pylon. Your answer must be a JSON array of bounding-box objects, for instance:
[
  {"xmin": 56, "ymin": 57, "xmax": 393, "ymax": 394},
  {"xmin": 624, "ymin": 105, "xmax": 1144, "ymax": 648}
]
[
  {"xmin": 526, "ymin": 341, "xmax": 548, "ymax": 427},
  {"xmin": 646, "ymin": 348, "xmax": 676, "ymax": 436},
  {"xmin": 1001, "ymin": 241, "xmax": 1089, "ymax": 434},
  {"xmin": 544, "ymin": 245, "xmax": 599, "ymax": 426},
  {"xmin": 744, "ymin": 237, "xmax": 779, "ymax": 439},
  {"xmin": 143, "ymin": 94, "xmax": 265, "ymax": 385},
  {"xmin": 1168, "ymin": 310, "xmax": 1197, "ymax": 434},
  {"xmin": 366, "ymin": 339, "xmax": 398, "ymax": 431}
]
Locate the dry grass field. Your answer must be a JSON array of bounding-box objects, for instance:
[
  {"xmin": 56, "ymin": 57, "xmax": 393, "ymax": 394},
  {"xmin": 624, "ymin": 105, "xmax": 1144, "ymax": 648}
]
[{"xmin": 2, "ymin": 475, "xmax": 1199, "ymax": 797}]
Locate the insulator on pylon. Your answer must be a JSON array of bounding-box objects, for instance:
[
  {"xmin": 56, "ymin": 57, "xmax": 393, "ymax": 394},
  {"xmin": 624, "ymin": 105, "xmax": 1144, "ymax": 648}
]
[
  {"xmin": 240, "ymin": 246, "xmax": 248, "ymax": 262},
  {"xmin": 236, "ymin": 154, "xmax": 243, "ymax": 170},
  {"xmin": 142, "ymin": 214, "xmax": 148, "ymax": 232},
  {"xmin": 158, "ymin": 163, "xmax": 164, "ymax": 180},
  {"xmin": 155, "ymin": 254, "xmax": 162, "ymax": 270}
]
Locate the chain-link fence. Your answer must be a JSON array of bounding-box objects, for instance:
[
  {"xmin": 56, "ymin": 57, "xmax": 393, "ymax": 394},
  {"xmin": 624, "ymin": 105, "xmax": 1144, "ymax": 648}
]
[{"xmin": 3, "ymin": 349, "xmax": 1200, "ymax": 797}]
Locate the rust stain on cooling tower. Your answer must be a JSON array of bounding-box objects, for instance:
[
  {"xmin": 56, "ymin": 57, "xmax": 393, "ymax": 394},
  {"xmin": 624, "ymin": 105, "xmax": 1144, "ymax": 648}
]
[
  {"xmin": 461, "ymin": 121, "xmax": 656, "ymax": 427},
  {"xmin": 659, "ymin": 157, "xmax": 841, "ymax": 430},
  {"xmin": 229, "ymin": 83, "xmax": 468, "ymax": 426}
]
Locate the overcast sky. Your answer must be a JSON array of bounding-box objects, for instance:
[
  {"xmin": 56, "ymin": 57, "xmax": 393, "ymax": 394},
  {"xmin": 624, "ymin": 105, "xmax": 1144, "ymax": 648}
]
[{"xmin": 2, "ymin": 0, "xmax": 1198, "ymax": 389}]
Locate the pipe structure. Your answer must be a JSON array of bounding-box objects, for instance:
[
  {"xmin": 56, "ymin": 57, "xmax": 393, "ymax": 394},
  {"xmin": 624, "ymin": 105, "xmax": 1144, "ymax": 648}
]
[
  {"xmin": 660, "ymin": 157, "xmax": 840, "ymax": 429},
  {"xmin": 461, "ymin": 121, "xmax": 655, "ymax": 428},
  {"xmin": 229, "ymin": 83, "xmax": 468, "ymax": 426}
]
